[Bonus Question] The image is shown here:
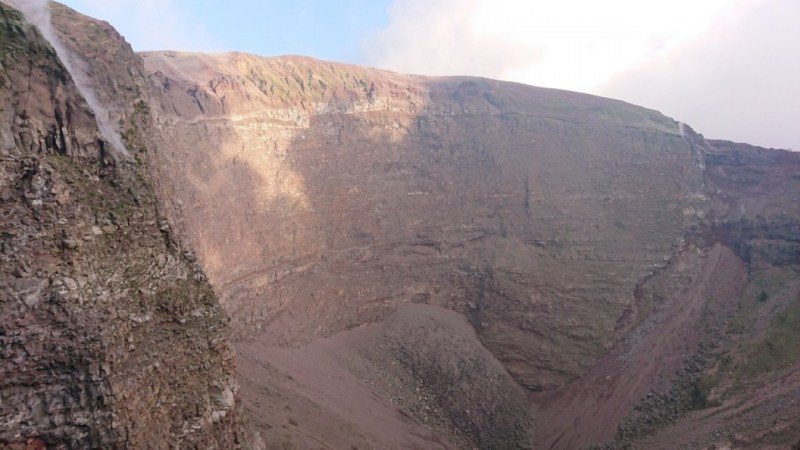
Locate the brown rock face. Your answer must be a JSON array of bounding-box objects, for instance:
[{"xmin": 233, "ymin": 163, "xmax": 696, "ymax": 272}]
[
  {"xmin": 141, "ymin": 50, "xmax": 800, "ymax": 449},
  {"xmin": 143, "ymin": 51, "xmax": 707, "ymax": 392},
  {"xmin": 534, "ymin": 137, "xmax": 800, "ymax": 449},
  {"xmin": 0, "ymin": 4, "xmax": 240, "ymax": 448}
]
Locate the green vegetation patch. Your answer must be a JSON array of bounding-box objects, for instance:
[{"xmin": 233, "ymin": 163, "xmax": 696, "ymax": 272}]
[{"xmin": 727, "ymin": 268, "xmax": 792, "ymax": 335}]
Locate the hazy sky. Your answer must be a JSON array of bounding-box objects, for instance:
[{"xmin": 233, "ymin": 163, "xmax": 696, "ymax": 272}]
[{"xmin": 58, "ymin": 0, "xmax": 798, "ymax": 150}]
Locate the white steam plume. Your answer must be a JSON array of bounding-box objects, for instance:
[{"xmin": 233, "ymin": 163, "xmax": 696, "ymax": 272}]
[{"xmin": 3, "ymin": 0, "xmax": 131, "ymax": 160}]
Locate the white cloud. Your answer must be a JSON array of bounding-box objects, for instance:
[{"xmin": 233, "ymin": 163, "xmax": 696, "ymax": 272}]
[
  {"xmin": 599, "ymin": 0, "xmax": 800, "ymax": 150},
  {"xmin": 366, "ymin": 0, "xmax": 751, "ymax": 91},
  {"xmin": 363, "ymin": 0, "xmax": 537, "ymax": 79},
  {"xmin": 366, "ymin": 0, "xmax": 797, "ymax": 150}
]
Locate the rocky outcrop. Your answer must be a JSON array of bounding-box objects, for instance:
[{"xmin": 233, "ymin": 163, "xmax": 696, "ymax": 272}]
[{"xmin": 0, "ymin": 4, "xmax": 240, "ymax": 448}]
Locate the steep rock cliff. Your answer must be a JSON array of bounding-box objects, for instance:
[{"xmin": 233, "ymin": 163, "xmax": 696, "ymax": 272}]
[
  {"xmin": 535, "ymin": 135, "xmax": 800, "ymax": 449},
  {"xmin": 139, "ymin": 48, "xmax": 800, "ymax": 449},
  {"xmin": 0, "ymin": 4, "xmax": 240, "ymax": 448},
  {"xmin": 143, "ymin": 51, "xmax": 708, "ymax": 392}
]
